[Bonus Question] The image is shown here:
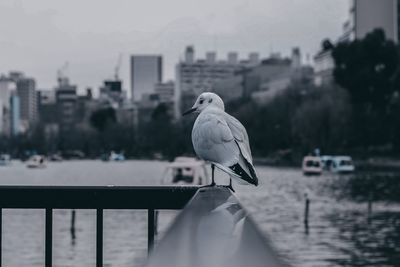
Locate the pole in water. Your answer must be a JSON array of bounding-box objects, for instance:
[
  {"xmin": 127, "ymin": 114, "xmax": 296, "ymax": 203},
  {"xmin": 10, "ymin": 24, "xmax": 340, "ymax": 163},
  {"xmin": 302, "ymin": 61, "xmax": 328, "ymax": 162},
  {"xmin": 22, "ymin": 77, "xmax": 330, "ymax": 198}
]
[
  {"xmin": 304, "ymin": 193, "xmax": 310, "ymax": 233},
  {"xmin": 70, "ymin": 209, "xmax": 76, "ymax": 244},
  {"xmin": 367, "ymin": 192, "xmax": 373, "ymax": 222}
]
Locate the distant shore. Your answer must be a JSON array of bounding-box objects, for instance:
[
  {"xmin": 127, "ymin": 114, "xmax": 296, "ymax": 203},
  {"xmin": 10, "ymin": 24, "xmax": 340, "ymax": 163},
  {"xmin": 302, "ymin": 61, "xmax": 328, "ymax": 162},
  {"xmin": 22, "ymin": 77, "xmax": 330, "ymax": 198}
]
[{"xmin": 253, "ymin": 156, "xmax": 400, "ymax": 172}]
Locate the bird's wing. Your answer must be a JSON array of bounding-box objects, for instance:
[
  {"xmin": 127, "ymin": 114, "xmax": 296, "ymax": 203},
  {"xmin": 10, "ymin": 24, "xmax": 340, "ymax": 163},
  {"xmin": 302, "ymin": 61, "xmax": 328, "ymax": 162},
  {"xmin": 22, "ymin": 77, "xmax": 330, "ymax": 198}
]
[
  {"xmin": 192, "ymin": 113, "xmax": 240, "ymax": 167},
  {"xmin": 225, "ymin": 113, "xmax": 258, "ymax": 185},
  {"xmin": 193, "ymin": 112, "xmax": 258, "ymax": 185},
  {"xmin": 224, "ymin": 113, "xmax": 253, "ymax": 163}
]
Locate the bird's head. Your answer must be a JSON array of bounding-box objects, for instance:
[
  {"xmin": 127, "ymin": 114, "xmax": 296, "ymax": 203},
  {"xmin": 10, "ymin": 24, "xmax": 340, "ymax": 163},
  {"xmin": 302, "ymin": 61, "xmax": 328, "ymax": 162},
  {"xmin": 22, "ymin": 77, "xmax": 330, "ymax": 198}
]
[{"xmin": 183, "ymin": 92, "xmax": 224, "ymax": 116}]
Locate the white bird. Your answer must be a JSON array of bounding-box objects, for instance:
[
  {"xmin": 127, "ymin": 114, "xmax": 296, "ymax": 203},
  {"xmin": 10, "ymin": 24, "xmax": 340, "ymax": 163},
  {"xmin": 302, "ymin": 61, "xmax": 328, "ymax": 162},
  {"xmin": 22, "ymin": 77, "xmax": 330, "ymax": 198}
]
[{"xmin": 183, "ymin": 92, "xmax": 258, "ymax": 190}]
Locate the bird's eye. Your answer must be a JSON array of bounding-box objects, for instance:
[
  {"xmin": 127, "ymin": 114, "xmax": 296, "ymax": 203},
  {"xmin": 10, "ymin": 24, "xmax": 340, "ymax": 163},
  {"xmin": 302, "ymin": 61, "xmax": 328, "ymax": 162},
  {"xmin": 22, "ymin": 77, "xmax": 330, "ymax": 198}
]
[
  {"xmin": 199, "ymin": 99, "xmax": 204, "ymax": 104},
  {"xmin": 208, "ymin": 98, "xmax": 213, "ymax": 103}
]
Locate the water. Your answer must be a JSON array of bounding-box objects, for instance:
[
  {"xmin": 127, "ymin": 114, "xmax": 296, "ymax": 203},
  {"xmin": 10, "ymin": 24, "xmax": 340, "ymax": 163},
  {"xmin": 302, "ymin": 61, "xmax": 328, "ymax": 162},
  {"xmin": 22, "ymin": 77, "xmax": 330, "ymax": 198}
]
[{"xmin": 0, "ymin": 160, "xmax": 399, "ymax": 267}]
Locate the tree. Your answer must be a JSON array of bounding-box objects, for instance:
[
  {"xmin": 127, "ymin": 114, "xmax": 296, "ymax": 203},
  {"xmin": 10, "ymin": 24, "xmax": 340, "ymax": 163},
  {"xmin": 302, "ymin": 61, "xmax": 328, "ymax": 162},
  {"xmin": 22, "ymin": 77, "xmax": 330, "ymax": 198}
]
[
  {"xmin": 332, "ymin": 29, "xmax": 399, "ymax": 109},
  {"xmin": 89, "ymin": 107, "xmax": 116, "ymax": 132},
  {"xmin": 332, "ymin": 29, "xmax": 400, "ymax": 148},
  {"xmin": 292, "ymin": 86, "xmax": 351, "ymax": 153}
]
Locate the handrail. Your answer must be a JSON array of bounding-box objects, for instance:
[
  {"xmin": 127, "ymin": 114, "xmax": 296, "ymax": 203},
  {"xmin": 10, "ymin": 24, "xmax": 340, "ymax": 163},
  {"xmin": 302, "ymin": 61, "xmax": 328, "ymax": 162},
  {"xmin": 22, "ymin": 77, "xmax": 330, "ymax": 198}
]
[
  {"xmin": 0, "ymin": 186, "xmax": 199, "ymax": 209},
  {"xmin": 0, "ymin": 185, "xmax": 200, "ymax": 267},
  {"xmin": 145, "ymin": 186, "xmax": 289, "ymax": 267}
]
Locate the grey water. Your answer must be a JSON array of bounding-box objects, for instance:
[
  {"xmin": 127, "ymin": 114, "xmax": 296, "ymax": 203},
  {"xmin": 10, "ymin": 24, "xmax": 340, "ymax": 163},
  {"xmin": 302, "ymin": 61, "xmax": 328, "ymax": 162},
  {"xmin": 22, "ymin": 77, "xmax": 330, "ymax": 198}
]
[{"xmin": 0, "ymin": 160, "xmax": 399, "ymax": 267}]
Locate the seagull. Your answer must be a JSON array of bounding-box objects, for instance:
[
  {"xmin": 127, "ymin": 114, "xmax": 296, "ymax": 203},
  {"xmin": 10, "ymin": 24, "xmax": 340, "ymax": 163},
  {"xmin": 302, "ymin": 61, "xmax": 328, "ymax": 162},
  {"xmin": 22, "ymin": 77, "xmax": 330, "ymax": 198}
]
[{"xmin": 183, "ymin": 92, "xmax": 258, "ymax": 191}]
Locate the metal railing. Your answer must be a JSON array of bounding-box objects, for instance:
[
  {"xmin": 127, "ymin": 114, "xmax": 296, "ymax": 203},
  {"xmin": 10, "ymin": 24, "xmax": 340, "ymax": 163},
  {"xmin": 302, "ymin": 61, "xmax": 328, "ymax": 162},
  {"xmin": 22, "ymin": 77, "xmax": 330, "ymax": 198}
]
[
  {"xmin": 145, "ymin": 187, "xmax": 289, "ymax": 267},
  {"xmin": 0, "ymin": 185, "xmax": 199, "ymax": 267}
]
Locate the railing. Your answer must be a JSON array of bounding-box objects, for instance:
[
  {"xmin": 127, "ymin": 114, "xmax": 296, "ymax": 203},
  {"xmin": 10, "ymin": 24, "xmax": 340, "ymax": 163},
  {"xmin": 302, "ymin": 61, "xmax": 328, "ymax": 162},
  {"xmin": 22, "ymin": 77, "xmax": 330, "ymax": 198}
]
[
  {"xmin": 145, "ymin": 187, "xmax": 289, "ymax": 267},
  {"xmin": 0, "ymin": 186, "xmax": 199, "ymax": 267}
]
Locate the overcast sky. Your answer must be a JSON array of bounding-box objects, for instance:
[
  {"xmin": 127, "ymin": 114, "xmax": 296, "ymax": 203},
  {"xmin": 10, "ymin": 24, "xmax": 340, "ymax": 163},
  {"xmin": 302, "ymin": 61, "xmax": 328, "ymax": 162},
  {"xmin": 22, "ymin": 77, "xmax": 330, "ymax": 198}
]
[{"xmin": 0, "ymin": 0, "xmax": 349, "ymax": 92}]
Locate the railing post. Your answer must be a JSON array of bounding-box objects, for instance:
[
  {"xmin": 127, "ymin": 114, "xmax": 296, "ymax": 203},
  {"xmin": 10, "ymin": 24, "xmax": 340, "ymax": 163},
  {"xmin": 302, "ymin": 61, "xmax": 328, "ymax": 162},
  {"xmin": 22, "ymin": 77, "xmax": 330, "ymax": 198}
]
[
  {"xmin": 70, "ymin": 209, "xmax": 76, "ymax": 242},
  {"xmin": 96, "ymin": 208, "xmax": 103, "ymax": 267},
  {"xmin": 45, "ymin": 208, "xmax": 53, "ymax": 267},
  {"xmin": 148, "ymin": 209, "xmax": 156, "ymax": 254},
  {"xmin": 304, "ymin": 194, "xmax": 310, "ymax": 228},
  {"xmin": 0, "ymin": 208, "xmax": 2, "ymax": 267}
]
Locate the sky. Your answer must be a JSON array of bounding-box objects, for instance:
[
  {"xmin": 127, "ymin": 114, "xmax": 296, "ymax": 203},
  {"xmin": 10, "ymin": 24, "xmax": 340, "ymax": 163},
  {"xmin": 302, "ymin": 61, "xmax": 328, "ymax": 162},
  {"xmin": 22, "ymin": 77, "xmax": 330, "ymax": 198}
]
[{"xmin": 0, "ymin": 0, "xmax": 349, "ymax": 93}]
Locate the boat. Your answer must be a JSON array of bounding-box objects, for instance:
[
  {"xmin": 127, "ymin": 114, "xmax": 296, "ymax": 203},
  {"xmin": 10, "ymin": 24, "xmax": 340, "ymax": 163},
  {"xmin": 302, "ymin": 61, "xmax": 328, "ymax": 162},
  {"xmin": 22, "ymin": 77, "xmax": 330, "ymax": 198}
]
[
  {"xmin": 330, "ymin": 156, "xmax": 355, "ymax": 174},
  {"xmin": 49, "ymin": 154, "xmax": 63, "ymax": 162},
  {"xmin": 302, "ymin": 156, "xmax": 322, "ymax": 175},
  {"xmin": 26, "ymin": 155, "xmax": 46, "ymax": 168},
  {"xmin": 101, "ymin": 151, "xmax": 125, "ymax": 162},
  {"xmin": 161, "ymin": 157, "xmax": 210, "ymax": 185},
  {"xmin": 0, "ymin": 154, "xmax": 11, "ymax": 166},
  {"xmin": 320, "ymin": 155, "xmax": 334, "ymax": 170},
  {"xmin": 109, "ymin": 151, "xmax": 125, "ymax": 161}
]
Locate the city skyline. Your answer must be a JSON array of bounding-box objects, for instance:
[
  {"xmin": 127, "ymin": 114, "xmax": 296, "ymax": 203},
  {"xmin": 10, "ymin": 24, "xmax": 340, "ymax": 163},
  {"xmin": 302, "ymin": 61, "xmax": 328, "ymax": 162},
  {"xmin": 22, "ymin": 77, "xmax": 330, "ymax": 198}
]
[{"xmin": 0, "ymin": 0, "xmax": 349, "ymax": 91}]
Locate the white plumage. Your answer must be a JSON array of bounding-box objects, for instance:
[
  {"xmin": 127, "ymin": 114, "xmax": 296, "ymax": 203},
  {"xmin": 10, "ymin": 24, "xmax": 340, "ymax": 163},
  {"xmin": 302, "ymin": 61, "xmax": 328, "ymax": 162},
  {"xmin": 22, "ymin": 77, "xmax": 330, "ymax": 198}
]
[{"xmin": 183, "ymin": 92, "xmax": 258, "ymax": 188}]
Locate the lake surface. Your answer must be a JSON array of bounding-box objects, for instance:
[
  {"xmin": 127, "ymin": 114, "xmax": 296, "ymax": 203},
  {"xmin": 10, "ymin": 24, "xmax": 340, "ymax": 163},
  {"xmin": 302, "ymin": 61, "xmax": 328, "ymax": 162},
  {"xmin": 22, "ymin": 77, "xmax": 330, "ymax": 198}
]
[{"xmin": 0, "ymin": 160, "xmax": 399, "ymax": 267}]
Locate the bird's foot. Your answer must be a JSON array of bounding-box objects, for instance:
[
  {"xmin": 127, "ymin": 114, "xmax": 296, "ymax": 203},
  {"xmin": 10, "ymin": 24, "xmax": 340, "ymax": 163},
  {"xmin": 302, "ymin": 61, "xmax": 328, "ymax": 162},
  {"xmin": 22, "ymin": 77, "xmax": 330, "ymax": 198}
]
[
  {"xmin": 223, "ymin": 184, "xmax": 235, "ymax": 192},
  {"xmin": 201, "ymin": 182, "xmax": 216, "ymax": 188}
]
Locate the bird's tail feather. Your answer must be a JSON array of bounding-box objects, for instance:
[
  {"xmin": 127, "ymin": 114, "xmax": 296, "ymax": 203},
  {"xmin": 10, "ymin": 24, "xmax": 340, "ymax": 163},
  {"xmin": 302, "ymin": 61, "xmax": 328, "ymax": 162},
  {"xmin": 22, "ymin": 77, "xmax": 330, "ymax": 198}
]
[
  {"xmin": 228, "ymin": 156, "xmax": 258, "ymax": 186},
  {"xmin": 241, "ymin": 155, "xmax": 259, "ymax": 186},
  {"xmin": 214, "ymin": 163, "xmax": 241, "ymax": 179},
  {"xmin": 214, "ymin": 157, "xmax": 259, "ymax": 186}
]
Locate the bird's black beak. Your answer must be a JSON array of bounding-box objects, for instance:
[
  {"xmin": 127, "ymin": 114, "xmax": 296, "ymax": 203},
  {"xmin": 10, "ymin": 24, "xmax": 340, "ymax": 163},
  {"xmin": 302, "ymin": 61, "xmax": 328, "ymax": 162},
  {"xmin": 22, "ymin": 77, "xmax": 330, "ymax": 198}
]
[{"xmin": 182, "ymin": 107, "xmax": 196, "ymax": 116}]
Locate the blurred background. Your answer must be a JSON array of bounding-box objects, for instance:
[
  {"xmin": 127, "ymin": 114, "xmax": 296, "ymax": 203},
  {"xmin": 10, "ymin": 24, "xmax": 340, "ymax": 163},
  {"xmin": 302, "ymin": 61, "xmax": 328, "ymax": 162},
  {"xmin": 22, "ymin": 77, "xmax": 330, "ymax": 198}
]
[{"xmin": 0, "ymin": 0, "xmax": 400, "ymax": 266}]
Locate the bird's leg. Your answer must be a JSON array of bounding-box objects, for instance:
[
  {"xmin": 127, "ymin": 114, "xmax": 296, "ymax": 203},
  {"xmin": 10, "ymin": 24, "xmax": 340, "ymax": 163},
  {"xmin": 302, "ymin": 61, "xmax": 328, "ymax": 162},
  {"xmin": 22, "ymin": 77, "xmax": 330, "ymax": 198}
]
[
  {"xmin": 224, "ymin": 178, "xmax": 235, "ymax": 192},
  {"xmin": 210, "ymin": 164, "xmax": 216, "ymax": 186},
  {"xmin": 201, "ymin": 164, "xmax": 216, "ymax": 188}
]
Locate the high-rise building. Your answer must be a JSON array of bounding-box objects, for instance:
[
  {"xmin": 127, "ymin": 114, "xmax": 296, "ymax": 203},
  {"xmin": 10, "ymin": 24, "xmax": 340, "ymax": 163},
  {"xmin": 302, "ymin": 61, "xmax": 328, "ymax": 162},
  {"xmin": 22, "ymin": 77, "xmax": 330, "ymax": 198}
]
[
  {"xmin": 130, "ymin": 55, "xmax": 162, "ymax": 101},
  {"xmin": 16, "ymin": 77, "xmax": 38, "ymax": 128},
  {"xmin": 340, "ymin": 0, "xmax": 398, "ymax": 42},
  {"xmin": 76, "ymin": 88, "xmax": 99, "ymax": 131},
  {"xmin": 227, "ymin": 52, "xmax": 238, "ymax": 64},
  {"xmin": 175, "ymin": 46, "xmax": 260, "ymax": 118},
  {"xmin": 55, "ymin": 78, "xmax": 77, "ymax": 134},
  {"xmin": 9, "ymin": 92, "xmax": 21, "ymax": 136},
  {"xmin": 0, "ymin": 76, "xmax": 14, "ymax": 134},
  {"xmin": 38, "ymin": 89, "xmax": 57, "ymax": 126},
  {"xmin": 154, "ymin": 81, "xmax": 174, "ymax": 103},
  {"xmin": 398, "ymin": 0, "xmax": 400, "ymax": 42},
  {"xmin": 0, "ymin": 76, "xmax": 13, "ymax": 105},
  {"xmin": 154, "ymin": 81, "xmax": 175, "ymax": 119},
  {"xmin": 99, "ymin": 80, "xmax": 126, "ymax": 107}
]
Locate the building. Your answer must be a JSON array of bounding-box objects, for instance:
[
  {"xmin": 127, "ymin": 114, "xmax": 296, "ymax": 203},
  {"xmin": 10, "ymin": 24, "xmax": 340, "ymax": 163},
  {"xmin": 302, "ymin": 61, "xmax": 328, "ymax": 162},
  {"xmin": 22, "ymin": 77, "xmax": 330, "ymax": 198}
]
[
  {"xmin": 0, "ymin": 76, "xmax": 13, "ymax": 106},
  {"xmin": 38, "ymin": 89, "xmax": 58, "ymax": 128},
  {"xmin": 314, "ymin": 50, "xmax": 335, "ymax": 87},
  {"xmin": 137, "ymin": 93, "xmax": 161, "ymax": 124},
  {"xmin": 154, "ymin": 81, "xmax": 175, "ymax": 119},
  {"xmin": 9, "ymin": 92, "xmax": 21, "ymax": 136},
  {"xmin": 212, "ymin": 48, "xmax": 306, "ymax": 104},
  {"xmin": 205, "ymin": 47, "xmax": 313, "ymax": 104},
  {"xmin": 340, "ymin": 0, "xmax": 398, "ymax": 42},
  {"xmin": 130, "ymin": 55, "xmax": 162, "ymax": 102},
  {"xmin": 99, "ymin": 80, "xmax": 126, "ymax": 108},
  {"xmin": 313, "ymin": 40, "xmax": 335, "ymax": 87},
  {"xmin": 154, "ymin": 81, "xmax": 174, "ymax": 103},
  {"xmin": 244, "ymin": 48, "xmax": 313, "ymax": 103},
  {"xmin": 8, "ymin": 71, "xmax": 24, "ymax": 82},
  {"xmin": 175, "ymin": 46, "xmax": 260, "ymax": 118},
  {"xmin": 16, "ymin": 77, "xmax": 38, "ymax": 129},
  {"xmin": 76, "ymin": 88, "xmax": 99, "ymax": 131},
  {"xmin": 0, "ymin": 76, "xmax": 15, "ymax": 134},
  {"xmin": 55, "ymin": 78, "xmax": 78, "ymax": 134},
  {"xmin": 314, "ymin": 0, "xmax": 398, "ymax": 87},
  {"xmin": 39, "ymin": 89, "xmax": 56, "ymax": 105},
  {"xmin": 115, "ymin": 102, "xmax": 137, "ymax": 130}
]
